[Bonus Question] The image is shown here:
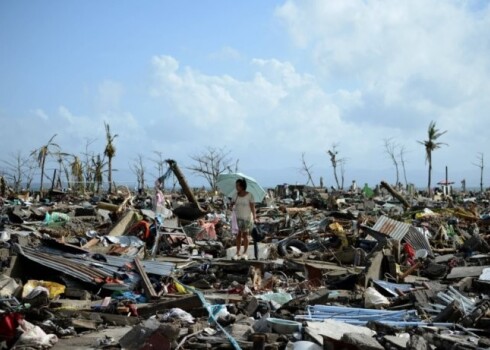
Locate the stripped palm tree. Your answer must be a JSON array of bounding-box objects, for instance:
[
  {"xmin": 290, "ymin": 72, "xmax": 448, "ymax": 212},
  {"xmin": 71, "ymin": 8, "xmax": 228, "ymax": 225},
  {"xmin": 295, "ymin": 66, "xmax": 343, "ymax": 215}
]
[
  {"xmin": 418, "ymin": 121, "xmax": 447, "ymax": 196},
  {"xmin": 70, "ymin": 156, "xmax": 84, "ymax": 193},
  {"xmin": 104, "ymin": 122, "xmax": 118, "ymax": 194},
  {"xmin": 92, "ymin": 154, "xmax": 106, "ymax": 194},
  {"xmin": 53, "ymin": 151, "xmax": 71, "ymax": 189},
  {"xmin": 31, "ymin": 134, "xmax": 59, "ymax": 198}
]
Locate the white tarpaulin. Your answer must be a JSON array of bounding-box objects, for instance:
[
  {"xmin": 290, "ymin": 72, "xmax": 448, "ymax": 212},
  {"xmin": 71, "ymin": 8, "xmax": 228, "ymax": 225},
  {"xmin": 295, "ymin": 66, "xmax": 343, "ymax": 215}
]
[{"xmin": 479, "ymin": 267, "xmax": 490, "ymax": 281}]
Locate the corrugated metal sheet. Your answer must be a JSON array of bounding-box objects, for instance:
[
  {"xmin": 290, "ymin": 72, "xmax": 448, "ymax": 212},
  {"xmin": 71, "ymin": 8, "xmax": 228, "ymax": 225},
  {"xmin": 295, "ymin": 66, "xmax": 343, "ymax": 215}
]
[
  {"xmin": 14, "ymin": 244, "xmax": 111, "ymax": 284},
  {"xmin": 372, "ymin": 215, "xmax": 411, "ymax": 241},
  {"xmin": 370, "ymin": 216, "xmax": 433, "ymax": 256},
  {"xmin": 37, "ymin": 246, "xmax": 175, "ymax": 277},
  {"xmin": 404, "ymin": 228, "xmax": 433, "ymax": 256},
  {"xmin": 14, "ymin": 243, "xmax": 175, "ymax": 287}
]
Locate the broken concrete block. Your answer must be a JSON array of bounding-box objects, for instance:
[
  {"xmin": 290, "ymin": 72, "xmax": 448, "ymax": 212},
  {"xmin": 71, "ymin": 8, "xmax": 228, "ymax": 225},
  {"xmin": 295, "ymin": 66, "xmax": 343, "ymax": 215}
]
[
  {"xmin": 228, "ymin": 323, "xmax": 254, "ymax": 340},
  {"xmin": 63, "ymin": 288, "xmax": 92, "ymax": 300},
  {"xmin": 119, "ymin": 319, "xmax": 179, "ymax": 350},
  {"xmin": 406, "ymin": 334, "xmax": 429, "ymax": 350},
  {"xmin": 245, "ymin": 297, "xmax": 259, "ymax": 316},
  {"xmin": 306, "ymin": 320, "xmax": 376, "ymax": 344},
  {"xmin": 383, "ymin": 335, "xmax": 409, "ymax": 349},
  {"xmin": 341, "ymin": 332, "xmax": 384, "ymax": 350}
]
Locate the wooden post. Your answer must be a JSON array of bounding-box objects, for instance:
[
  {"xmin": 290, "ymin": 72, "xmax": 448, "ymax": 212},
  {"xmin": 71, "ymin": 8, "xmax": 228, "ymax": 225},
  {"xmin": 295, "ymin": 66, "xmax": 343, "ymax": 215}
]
[
  {"xmin": 134, "ymin": 257, "xmax": 158, "ymax": 300},
  {"xmin": 380, "ymin": 181, "xmax": 410, "ymax": 210},
  {"xmin": 166, "ymin": 159, "xmax": 205, "ymax": 213}
]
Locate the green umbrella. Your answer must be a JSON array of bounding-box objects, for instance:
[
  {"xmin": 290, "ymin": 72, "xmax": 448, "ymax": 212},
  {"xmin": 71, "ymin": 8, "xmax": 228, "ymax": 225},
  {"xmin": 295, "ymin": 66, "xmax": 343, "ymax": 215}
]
[{"xmin": 216, "ymin": 172, "xmax": 266, "ymax": 203}]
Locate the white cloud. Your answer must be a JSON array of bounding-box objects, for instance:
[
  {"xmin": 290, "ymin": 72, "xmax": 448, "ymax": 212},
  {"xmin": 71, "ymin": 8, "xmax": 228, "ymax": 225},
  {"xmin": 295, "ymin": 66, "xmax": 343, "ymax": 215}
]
[
  {"xmin": 146, "ymin": 1, "xmax": 490, "ymax": 186},
  {"xmin": 271, "ymin": 0, "xmax": 490, "ymax": 181},
  {"xmin": 54, "ymin": 106, "xmax": 143, "ymax": 147},
  {"xmin": 4, "ymin": 1, "xmax": 490, "ymax": 187},
  {"xmin": 150, "ymin": 55, "xmax": 247, "ymax": 137},
  {"xmin": 32, "ymin": 108, "xmax": 49, "ymax": 121},
  {"xmin": 96, "ymin": 80, "xmax": 124, "ymax": 111},
  {"xmin": 275, "ymin": 0, "xmax": 490, "ymax": 120},
  {"xmin": 149, "ymin": 54, "xmax": 395, "ymax": 171},
  {"xmin": 208, "ymin": 46, "xmax": 242, "ymax": 61},
  {"xmin": 58, "ymin": 105, "xmax": 75, "ymax": 123}
]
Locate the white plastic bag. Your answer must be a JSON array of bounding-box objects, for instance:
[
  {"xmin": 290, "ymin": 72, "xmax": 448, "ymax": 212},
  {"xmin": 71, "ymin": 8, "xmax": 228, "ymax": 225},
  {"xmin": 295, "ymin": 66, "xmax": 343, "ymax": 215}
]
[
  {"xmin": 364, "ymin": 287, "xmax": 390, "ymax": 309},
  {"xmin": 231, "ymin": 210, "xmax": 238, "ymax": 235},
  {"xmin": 13, "ymin": 320, "xmax": 58, "ymax": 349},
  {"xmin": 161, "ymin": 308, "xmax": 195, "ymax": 323}
]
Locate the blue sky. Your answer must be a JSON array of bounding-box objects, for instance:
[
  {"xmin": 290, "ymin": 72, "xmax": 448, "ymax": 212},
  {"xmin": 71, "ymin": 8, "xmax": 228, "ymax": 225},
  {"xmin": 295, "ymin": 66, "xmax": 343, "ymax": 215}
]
[{"xmin": 1, "ymin": 0, "xmax": 490, "ymax": 189}]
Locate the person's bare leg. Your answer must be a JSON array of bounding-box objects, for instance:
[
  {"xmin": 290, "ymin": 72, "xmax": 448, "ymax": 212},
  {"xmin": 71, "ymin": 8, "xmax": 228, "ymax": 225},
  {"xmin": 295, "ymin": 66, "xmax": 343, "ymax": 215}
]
[
  {"xmin": 242, "ymin": 231, "xmax": 249, "ymax": 256},
  {"xmin": 235, "ymin": 232, "xmax": 242, "ymax": 256}
]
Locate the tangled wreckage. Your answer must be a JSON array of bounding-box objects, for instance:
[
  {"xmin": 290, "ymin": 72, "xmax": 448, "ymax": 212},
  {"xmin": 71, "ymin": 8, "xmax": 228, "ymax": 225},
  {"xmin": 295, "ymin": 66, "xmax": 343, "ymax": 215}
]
[{"xmin": 1, "ymin": 169, "xmax": 490, "ymax": 349}]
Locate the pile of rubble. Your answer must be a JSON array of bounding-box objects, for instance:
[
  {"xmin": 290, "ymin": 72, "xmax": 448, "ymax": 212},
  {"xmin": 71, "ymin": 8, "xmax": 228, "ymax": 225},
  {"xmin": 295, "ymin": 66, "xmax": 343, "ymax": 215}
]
[{"xmin": 1, "ymin": 184, "xmax": 490, "ymax": 350}]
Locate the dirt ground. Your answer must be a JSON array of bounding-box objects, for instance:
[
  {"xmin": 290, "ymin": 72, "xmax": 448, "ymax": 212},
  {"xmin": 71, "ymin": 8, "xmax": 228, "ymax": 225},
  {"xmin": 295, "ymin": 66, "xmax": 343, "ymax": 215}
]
[{"xmin": 51, "ymin": 326, "xmax": 132, "ymax": 350}]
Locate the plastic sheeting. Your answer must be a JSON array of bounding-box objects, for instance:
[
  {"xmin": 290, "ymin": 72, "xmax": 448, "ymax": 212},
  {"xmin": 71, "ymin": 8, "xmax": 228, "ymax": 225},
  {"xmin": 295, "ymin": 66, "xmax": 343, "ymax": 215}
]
[{"xmin": 479, "ymin": 267, "xmax": 490, "ymax": 281}]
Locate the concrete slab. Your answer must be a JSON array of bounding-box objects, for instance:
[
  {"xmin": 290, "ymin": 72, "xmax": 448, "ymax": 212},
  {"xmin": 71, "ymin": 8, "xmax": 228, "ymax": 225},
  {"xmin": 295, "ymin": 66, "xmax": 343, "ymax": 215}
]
[
  {"xmin": 384, "ymin": 335, "xmax": 410, "ymax": 349},
  {"xmin": 51, "ymin": 326, "xmax": 132, "ymax": 350},
  {"xmin": 447, "ymin": 266, "xmax": 489, "ymax": 279},
  {"xmin": 342, "ymin": 332, "xmax": 384, "ymax": 350},
  {"xmin": 305, "ymin": 320, "xmax": 376, "ymax": 345},
  {"xmin": 226, "ymin": 242, "xmax": 272, "ymax": 260}
]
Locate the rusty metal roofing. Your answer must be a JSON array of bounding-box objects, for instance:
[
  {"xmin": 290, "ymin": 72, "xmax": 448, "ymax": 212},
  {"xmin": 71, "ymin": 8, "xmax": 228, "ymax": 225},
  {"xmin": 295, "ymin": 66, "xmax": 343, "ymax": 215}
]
[
  {"xmin": 370, "ymin": 216, "xmax": 433, "ymax": 256},
  {"xmin": 372, "ymin": 215, "xmax": 411, "ymax": 241},
  {"xmin": 14, "ymin": 243, "xmax": 175, "ymax": 286}
]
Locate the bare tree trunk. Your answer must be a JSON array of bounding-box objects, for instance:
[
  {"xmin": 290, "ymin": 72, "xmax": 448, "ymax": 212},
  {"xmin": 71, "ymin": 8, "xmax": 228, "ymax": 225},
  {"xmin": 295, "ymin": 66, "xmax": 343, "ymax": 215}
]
[
  {"xmin": 141, "ymin": 166, "xmax": 145, "ymax": 190},
  {"xmin": 333, "ymin": 165, "xmax": 340, "ymax": 189},
  {"xmin": 480, "ymin": 166, "xmax": 484, "ymax": 193},
  {"xmin": 0, "ymin": 177, "xmax": 5, "ymax": 197},
  {"xmin": 400, "ymin": 146, "xmax": 408, "ymax": 188},
  {"xmin": 188, "ymin": 146, "xmax": 235, "ymax": 191},
  {"xmin": 327, "ymin": 146, "xmax": 342, "ymax": 190},
  {"xmin": 108, "ymin": 157, "xmax": 113, "ymax": 194},
  {"xmin": 301, "ymin": 153, "xmax": 316, "ymax": 187},
  {"xmin": 340, "ymin": 160, "xmax": 346, "ymax": 190},
  {"xmin": 384, "ymin": 138, "xmax": 400, "ymax": 186},
  {"xmin": 381, "ymin": 180, "xmax": 410, "ymax": 209},
  {"xmin": 474, "ymin": 153, "xmax": 484, "ymax": 193},
  {"xmin": 166, "ymin": 160, "xmax": 205, "ymax": 212},
  {"xmin": 40, "ymin": 157, "xmax": 46, "ymax": 198},
  {"xmin": 50, "ymin": 169, "xmax": 57, "ymax": 192},
  {"xmin": 395, "ymin": 163, "xmax": 399, "ymax": 186},
  {"xmin": 428, "ymin": 154, "xmax": 432, "ymax": 196}
]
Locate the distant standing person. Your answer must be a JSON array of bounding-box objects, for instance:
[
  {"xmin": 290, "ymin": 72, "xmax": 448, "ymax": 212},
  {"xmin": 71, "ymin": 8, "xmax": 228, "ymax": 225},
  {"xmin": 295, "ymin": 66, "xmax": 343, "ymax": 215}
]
[
  {"xmin": 350, "ymin": 180, "xmax": 358, "ymax": 193},
  {"xmin": 232, "ymin": 178, "xmax": 257, "ymax": 260},
  {"xmin": 153, "ymin": 176, "xmax": 165, "ymax": 213}
]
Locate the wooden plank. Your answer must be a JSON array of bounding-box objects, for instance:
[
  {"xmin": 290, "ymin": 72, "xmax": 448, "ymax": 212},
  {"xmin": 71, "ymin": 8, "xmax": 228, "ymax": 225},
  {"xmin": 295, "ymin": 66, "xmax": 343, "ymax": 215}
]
[
  {"xmin": 109, "ymin": 210, "xmax": 137, "ymax": 236},
  {"xmin": 134, "ymin": 257, "xmax": 158, "ymax": 299},
  {"xmin": 96, "ymin": 202, "xmax": 120, "ymax": 212},
  {"xmin": 137, "ymin": 295, "xmax": 202, "ymax": 318},
  {"xmin": 81, "ymin": 238, "xmax": 100, "ymax": 249},
  {"xmin": 293, "ymin": 259, "xmax": 363, "ymax": 274}
]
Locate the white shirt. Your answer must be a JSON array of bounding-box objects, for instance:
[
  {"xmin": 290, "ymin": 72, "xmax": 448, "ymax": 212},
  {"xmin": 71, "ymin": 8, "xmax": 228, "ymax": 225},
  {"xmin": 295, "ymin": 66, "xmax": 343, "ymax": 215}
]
[{"xmin": 234, "ymin": 192, "xmax": 255, "ymax": 220}]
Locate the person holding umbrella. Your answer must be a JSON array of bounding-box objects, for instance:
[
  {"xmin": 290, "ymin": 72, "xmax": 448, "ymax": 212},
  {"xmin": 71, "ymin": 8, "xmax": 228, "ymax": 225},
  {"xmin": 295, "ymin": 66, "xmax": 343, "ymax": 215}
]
[{"xmin": 232, "ymin": 178, "xmax": 257, "ymax": 260}]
